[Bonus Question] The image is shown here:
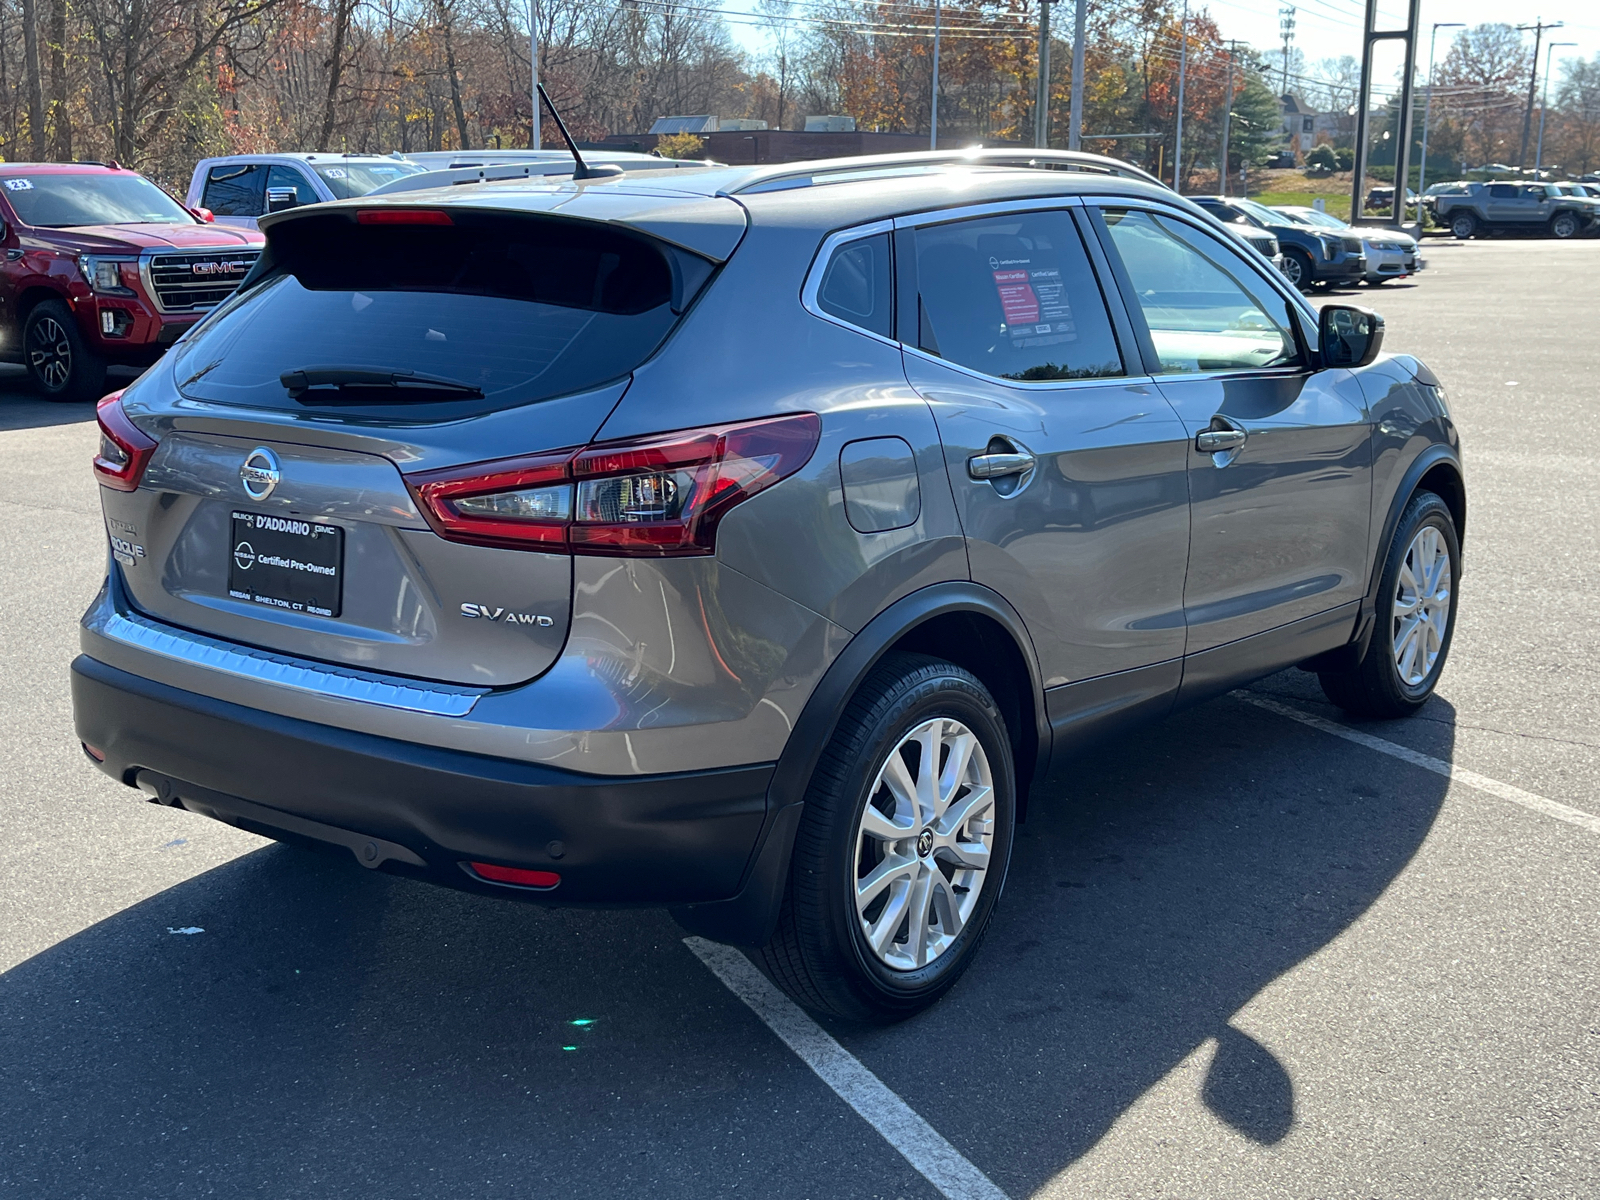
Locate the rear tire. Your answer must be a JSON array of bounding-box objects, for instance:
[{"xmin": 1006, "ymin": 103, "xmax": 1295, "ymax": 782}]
[
  {"xmin": 1318, "ymin": 491, "xmax": 1460, "ymax": 719},
  {"xmin": 24, "ymin": 299, "xmax": 107, "ymax": 403},
  {"xmin": 1450, "ymin": 212, "xmax": 1477, "ymax": 240},
  {"xmin": 758, "ymin": 652, "xmax": 1015, "ymax": 1023}
]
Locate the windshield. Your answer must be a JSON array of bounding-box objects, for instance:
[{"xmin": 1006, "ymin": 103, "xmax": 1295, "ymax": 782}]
[
  {"xmin": 1278, "ymin": 208, "xmax": 1345, "ymax": 229},
  {"xmin": 1232, "ymin": 198, "xmax": 1288, "ymax": 227},
  {"xmin": 0, "ymin": 172, "xmax": 193, "ymax": 227},
  {"xmin": 173, "ymin": 210, "xmax": 708, "ymax": 421},
  {"xmin": 311, "ymin": 161, "xmax": 426, "ymax": 199}
]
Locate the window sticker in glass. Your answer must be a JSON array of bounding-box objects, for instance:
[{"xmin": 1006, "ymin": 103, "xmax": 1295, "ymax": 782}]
[{"xmin": 4, "ymin": 178, "xmax": 34, "ymax": 191}]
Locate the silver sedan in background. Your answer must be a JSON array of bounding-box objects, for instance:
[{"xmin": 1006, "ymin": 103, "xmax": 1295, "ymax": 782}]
[{"xmin": 1275, "ymin": 205, "xmax": 1421, "ymax": 285}]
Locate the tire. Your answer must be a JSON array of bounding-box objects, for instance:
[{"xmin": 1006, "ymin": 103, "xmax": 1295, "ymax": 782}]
[
  {"xmin": 1318, "ymin": 490, "xmax": 1460, "ymax": 719},
  {"xmin": 24, "ymin": 299, "xmax": 107, "ymax": 403},
  {"xmin": 1549, "ymin": 211, "xmax": 1581, "ymax": 240},
  {"xmin": 757, "ymin": 652, "xmax": 1016, "ymax": 1023},
  {"xmin": 1280, "ymin": 248, "xmax": 1314, "ymax": 290},
  {"xmin": 1450, "ymin": 212, "xmax": 1476, "ymax": 240}
]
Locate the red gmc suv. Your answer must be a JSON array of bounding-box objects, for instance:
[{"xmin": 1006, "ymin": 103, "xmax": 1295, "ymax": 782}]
[{"xmin": 0, "ymin": 163, "xmax": 263, "ymax": 402}]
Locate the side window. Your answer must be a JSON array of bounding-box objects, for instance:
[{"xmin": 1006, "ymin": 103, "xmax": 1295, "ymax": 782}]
[
  {"xmin": 817, "ymin": 233, "xmax": 891, "ymax": 338},
  {"xmin": 911, "ymin": 209, "xmax": 1123, "ymax": 382},
  {"xmin": 1487, "ymin": 183, "xmax": 1517, "ymax": 200},
  {"xmin": 1099, "ymin": 208, "xmax": 1301, "ymax": 375},
  {"xmin": 266, "ymin": 165, "xmax": 319, "ymax": 205},
  {"xmin": 202, "ymin": 163, "xmax": 266, "ymax": 217}
]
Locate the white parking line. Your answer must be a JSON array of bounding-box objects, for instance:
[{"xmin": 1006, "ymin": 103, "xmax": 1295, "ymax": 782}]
[
  {"xmin": 684, "ymin": 937, "xmax": 1009, "ymax": 1200},
  {"xmin": 1236, "ymin": 692, "xmax": 1600, "ymax": 837}
]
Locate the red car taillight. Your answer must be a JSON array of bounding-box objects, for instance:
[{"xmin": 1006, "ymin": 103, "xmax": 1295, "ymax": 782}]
[
  {"xmin": 92, "ymin": 390, "xmax": 158, "ymax": 491},
  {"xmin": 405, "ymin": 413, "xmax": 821, "ymax": 557}
]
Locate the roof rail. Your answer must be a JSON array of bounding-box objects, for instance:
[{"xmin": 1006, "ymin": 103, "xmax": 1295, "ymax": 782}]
[{"xmin": 728, "ymin": 148, "xmax": 1169, "ymax": 196}]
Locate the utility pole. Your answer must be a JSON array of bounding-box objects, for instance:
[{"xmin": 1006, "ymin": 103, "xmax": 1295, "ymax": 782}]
[
  {"xmin": 1033, "ymin": 0, "xmax": 1048, "ymax": 148},
  {"xmin": 1516, "ymin": 19, "xmax": 1562, "ymax": 171},
  {"xmin": 1173, "ymin": 0, "xmax": 1188, "ymax": 191},
  {"xmin": 1278, "ymin": 6, "xmax": 1296, "ymax": 97},
  {"xmin": 1418, "ymin": 22, "xmax": 1463, "ymax": 196},
  {"xmin": 931, "ymin": 0, "xmax": 943, "ymax": 148},
  {"xmin": 1535, "ymin": 40, "xmax": 1577, "ymax": 178},
  {"xmin": 1068, "ymin": 0, "xmax": 1087, "ymax": 151},
  {"xmin": 529, "ymin": 0, "xmax": 540, "ymax": 149},
  {"xmin": 1219, "ymin": 41, "xmax": 1241, "ymax": 196}
]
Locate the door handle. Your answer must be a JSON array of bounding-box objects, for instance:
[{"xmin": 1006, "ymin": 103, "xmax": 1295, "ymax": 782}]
[
  {"xmin": 1195, "ymin": 428, "xmax": 1247, "ymax": 453},
  {"xmin": 967, "ymin": 451, "xmax": 1036, "ymax": 480}
]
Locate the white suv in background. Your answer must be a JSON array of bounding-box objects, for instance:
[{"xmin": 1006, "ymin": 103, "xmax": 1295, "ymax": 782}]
[{"xmin": 184, "ymin": 154, "xmax": 424, "ymax": 229}]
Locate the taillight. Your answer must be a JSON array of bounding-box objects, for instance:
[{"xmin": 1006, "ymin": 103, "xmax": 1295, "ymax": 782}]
[
  {"xmin": 405, "ymin": 413, "xmax": 821, "ymax": 557},
  {"xmin": 92, "ymin": 390, "xmax": 158, "ymax": 491}
]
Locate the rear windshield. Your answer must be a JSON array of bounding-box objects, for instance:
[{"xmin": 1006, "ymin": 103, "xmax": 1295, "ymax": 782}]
[
  {"xmin": 1, "ymin": 172, "xmax": 194, "ymax": 227},
  {"xmin": 172, "ymin": 211, "xmax": 710, "ymax": 421},
  {"xmin": 311, "ymin": 161, "xmax": 425, "ymax": 198}
]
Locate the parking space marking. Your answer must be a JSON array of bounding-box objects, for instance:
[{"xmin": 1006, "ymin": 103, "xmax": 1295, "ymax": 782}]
[
  {"xmin": 1236, "ymin": 692, "xmax": 1600, "ymax": 837},
  {"xmin": 685, "ymin": 937, "xmax": 1009, "ymax": 1200}
]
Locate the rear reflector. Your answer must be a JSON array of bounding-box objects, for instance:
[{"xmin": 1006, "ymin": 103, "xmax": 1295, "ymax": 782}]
[
  {"xmin": 92, "ymin": 390, "xmax": 158, "ymax": 492},
  {"xmin": 467, "ymin": 862, "xmax": 561, "ymax": 889},
  {"xmin": 404, "ymin": 413, "xmax": 821, "ymax": 557},
  {"xmin": 356, "ymin": 208, "xmax": 453, "ymax": 225},
  {"xmin": 81, "ymin": 743, "xmax": 105, "ymax": 762}
]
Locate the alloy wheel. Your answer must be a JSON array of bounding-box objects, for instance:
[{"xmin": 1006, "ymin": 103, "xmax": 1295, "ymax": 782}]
[
  {"xmin": 28, "ymin": 316, "xmax": 72, "ymax": 390},
  {"xmin": 1391, "ymin": 525, "xmax": 1452, "ymax": 687},
  {"xmin": 853, "ymin": 717, "xmax": 995, "ymax": 972},
  {"xmin": 1552, "ymin": 213, "xmax": 1578, "ymax": 239},
  {"xmin": 1281, "ymin": 254, "xmax": 1305, "ymax": 286}
]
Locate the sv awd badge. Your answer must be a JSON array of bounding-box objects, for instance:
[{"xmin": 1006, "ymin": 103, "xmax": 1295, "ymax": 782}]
[{"xmin": 460, "ymin": 603, "xmax": 554, "ymax": 627}]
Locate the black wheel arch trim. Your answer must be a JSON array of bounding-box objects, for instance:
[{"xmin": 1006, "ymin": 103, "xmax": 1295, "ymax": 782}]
[{"xmin": 672, "ymin": 580, "xmax": 1051, "ymax": 947}]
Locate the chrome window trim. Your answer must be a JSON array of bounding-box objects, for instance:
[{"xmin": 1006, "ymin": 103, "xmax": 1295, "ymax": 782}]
[
  {"xmin": 799, "ymin": 219, "xmax": 900, "ymax": 348},
  {"xmin": 92, "ymin": 607, "xmax": 486, "ymax": 717},
  {"xmin": 139, "ymin": 247, "xmax": 262, "ymax": 316}
]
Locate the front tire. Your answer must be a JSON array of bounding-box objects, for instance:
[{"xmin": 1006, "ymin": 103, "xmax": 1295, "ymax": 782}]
[
  {"xmin": 24, "ymin": 299, "xmax": 107, "ymax": 403},
  {"xmin": 1319, "ymin": 491, "xmax": 1460, "ymax": 719},
  {"xmin": 1450, "ymin": 212, "xmax": 1477, "ymax": 240},
  {"xmin": 1280, "ymin": 248, "xmax": 1314, "ymax": 290},
  {"xmin": 1549, "ymin": 211, "xmax": 1581, "ymax": 240},
  {"xmin": 758, "ymin": 653, "xmax": 1016, "ymax": 1023}
]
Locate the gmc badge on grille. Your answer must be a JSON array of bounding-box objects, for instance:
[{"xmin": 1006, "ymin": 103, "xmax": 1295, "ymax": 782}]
[{"xmin": 192, "ymin": 260, "xmax": 249, "ymax": 275}]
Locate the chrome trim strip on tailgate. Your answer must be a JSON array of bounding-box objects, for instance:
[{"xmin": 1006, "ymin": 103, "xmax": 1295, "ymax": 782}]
[{"xmin": 95, "ymin": 609, "xmax": 485, "ymax": 717}]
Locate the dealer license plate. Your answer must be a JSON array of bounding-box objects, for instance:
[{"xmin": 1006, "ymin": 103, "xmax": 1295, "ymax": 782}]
[{"xmin": 228, "ymin": 511, "xmax": 344, "ymax": 618}]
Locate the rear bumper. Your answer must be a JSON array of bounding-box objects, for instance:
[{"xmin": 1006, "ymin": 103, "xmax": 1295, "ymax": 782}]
[{"xmin": 71, "ymin": 653, "xmax": 780, "ymax": 908}]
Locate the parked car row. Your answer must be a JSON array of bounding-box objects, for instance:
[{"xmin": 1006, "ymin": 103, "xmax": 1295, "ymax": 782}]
[
  {"xmin": 1423, "ymin": 180, "xmax": 1600, "ymax": 240},
  {"xmin": 1187, "ymin": 195, "xmax": 1421, "ymax": 291}
]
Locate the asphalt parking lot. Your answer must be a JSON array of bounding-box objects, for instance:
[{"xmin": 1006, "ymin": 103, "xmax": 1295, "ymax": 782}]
[{"xmin": 2, "ymin": 238, "xmax": 1597, "ymax": 1199}]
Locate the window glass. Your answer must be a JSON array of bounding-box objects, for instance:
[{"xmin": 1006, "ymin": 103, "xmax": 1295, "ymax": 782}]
[
  {"xmin": 817, "ymin": 233, "xmax": 891, "ymax": 337},
  {"xmin": 1100, "ymin": 208, "xmax": 1300, "ymax": 374},
  {"xmin": 203, "ymin": 163, "xmax": 266, "ymax": 216},
  {"xmin": 171, "ymin": 212, "xmax": 704, "ymax": 422},
  {"xmin": 0, "ymin": 172, "xmax": 193, "ymax": 227},
  {"xmin": 266, "ymin": 165, "xmax": 319, "ymax": 205},
  {"xmin": 912, "ymin": 209, "xmax": 1123, "ymax": 382},
  {"xmin": 312, "ymin": 161, "xmax": 425, "ymax": 199},
  {"xmin": 1487, "ymin": 183, "xmax": 1517, "ymax": 199}
]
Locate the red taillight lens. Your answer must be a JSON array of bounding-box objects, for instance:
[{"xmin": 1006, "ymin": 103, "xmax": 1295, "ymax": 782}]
[
  {"xmin": 92, "ymin": 390, "xmax": 158, "ymax": 492},
  {"xmin": 404, "ymin": 413, "xmax": 821, "ymax": 557},
  {"xmin": 356, "ymin": 208, "xmax": 453, "ymax": 225},
  {"xmin": 467, "ymin": 862, "xmax": 560, "ymax": 889}
]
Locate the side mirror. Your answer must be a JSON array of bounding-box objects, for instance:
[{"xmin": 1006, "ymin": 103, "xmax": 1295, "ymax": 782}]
[
  {"xmin": 264, "ymin": 187, "xmax": 299, "ymax": 214},
  {"xmin": 189, "ymin": 206, "xmax": 215, "ymax": 223},
  {"xmin": 1319, "ymin": 303, "xmax": 1385, "ymax": 369}
]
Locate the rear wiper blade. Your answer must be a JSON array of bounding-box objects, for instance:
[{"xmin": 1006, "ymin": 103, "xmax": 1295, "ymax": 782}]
[{"xmin": 280, "ymin": 367, "xmax": 484, "ymax": 402}]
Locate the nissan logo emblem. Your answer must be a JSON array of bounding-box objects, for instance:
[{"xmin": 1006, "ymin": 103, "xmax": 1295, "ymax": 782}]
[{"xmin": 240, "ymin": 447, "xmax": 281, "ymax": 501}]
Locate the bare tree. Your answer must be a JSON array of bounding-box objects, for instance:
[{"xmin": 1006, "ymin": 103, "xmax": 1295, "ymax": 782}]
[{"xmin": 22, "ymin": 0, "xmax": 45, "ymax": 158}]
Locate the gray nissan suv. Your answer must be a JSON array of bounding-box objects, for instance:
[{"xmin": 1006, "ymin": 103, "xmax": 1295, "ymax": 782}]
[{"xmin": 73, "ymin": 152, "xmax": 1465, "ymax": 1023}]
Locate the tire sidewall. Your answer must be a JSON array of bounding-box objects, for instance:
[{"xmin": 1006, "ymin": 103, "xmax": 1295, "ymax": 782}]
[
  {"xmin": 827, "ymin": 671, "xmax": 1015, "ymax": 1010},
  {"xmin": 1375, "ymin": 494, "xmax": 1461, "ymax": 704}
]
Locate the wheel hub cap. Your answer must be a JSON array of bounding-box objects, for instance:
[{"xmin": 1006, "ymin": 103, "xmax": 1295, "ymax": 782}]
[
  {"xmin": 28, "ymin": 317, "xmax": 71, "ymax": 389},
  {"xmin": 1391, "ymin": 526, "xmax": 1451, "ymax": 687},
  {"xmin": 853, "ymin": 717, "xmax": 995, "ymax": 972}
]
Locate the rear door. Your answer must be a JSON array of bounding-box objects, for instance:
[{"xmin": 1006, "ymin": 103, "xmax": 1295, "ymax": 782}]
[
  {"xmin": 896, "ymin": 201, "xmax": 1192, "ymax": 689},
  {"xmin": 1088, "ymin": 202, "xmax": 1371, "ymax": 656}
]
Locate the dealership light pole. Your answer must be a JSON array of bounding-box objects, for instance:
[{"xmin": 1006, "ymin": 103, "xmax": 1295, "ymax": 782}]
[
  {"xmin": 1173, "ymin": 0, "xmax": 1188, "ymax": 190},
  {"xmin": 1034, "ymin": 0, "xmax": 1049, "ymax": 147},
  {"xmin": 1418, "ymin": 22, "xmax": 1463, "ymax": 196},
  {"xmin": 932, "ymin": 0, "xmax": 942, "ymax": 149},
  {"xmin": 530, "ymin": 0, "xmax": 540, "ymax": 148},
  {"xmin": 1068, "ymin": 0, "xmax": 1087, "ymax": 150},
  {"xmin": 1535, "ymin": 41, "xmax": 1577, "ymax": 178}
]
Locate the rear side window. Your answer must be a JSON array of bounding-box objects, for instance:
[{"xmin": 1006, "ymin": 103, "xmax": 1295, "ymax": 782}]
[
  {"xmin": 911, "ymin": 209, "xmax": 1124, "ymax": 382},
  {"xmin": 172, "ymin": 211, "xmax": 710, "ymax": 421},
  {"xmin": 204, "ymin": 164, "xmax": 266, "ymax": 216},
  {"xmin": 1487, "ymin": 183, "xmax": 1517, "ymax": 199},
  {"xmin": 817, "ymin": 233, "xmax": 891, "ymax": 338}
]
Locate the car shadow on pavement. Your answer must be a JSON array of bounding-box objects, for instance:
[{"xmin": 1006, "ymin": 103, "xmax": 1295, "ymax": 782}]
[
  {"xmin": 0, "ymin": 367, "xmax": 140, "ymax": 432},
  {"xmin": 0, "ymin": 678, "xmax": 1453, "ymax": 1198},
  {"xmin": 834, "ymin": 680, "xmax": 1454, "ymax": 1196}
]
